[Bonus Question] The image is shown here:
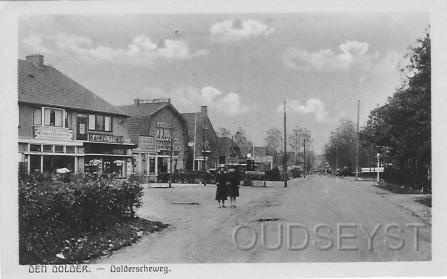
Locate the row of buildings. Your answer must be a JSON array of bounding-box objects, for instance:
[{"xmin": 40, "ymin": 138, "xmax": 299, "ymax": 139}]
[{"xmin": 17, "ymin": 54, "xmax": 272, "ymax": 182}]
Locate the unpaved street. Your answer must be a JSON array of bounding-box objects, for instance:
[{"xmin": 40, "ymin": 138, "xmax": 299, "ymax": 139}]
[{"xmin": 97, "ymin": 175, "xmax": 431, "ymax": 263}]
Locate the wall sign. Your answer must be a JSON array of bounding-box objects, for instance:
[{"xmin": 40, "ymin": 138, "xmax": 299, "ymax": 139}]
[
  {"xmin": 89, "ymin": 133, "xmax": 124, "ymax": 143},
  {"xmin": 33, "ymin": 126, "xmax": 73, "ymax": 141},
  {"xmin": 156, "ymin": 141, "xmax": 180, "ymax": 151},
  {"xmin": 138, "ymin": 136, "xmax": 155, "ymax": 150},
  {"xmin": 156, "ymin": 122, "xmax": 173, "ymax": 128}
]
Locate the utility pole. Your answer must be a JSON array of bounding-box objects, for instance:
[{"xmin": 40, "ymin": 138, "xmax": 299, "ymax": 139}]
[
  {"xmin": 335, "ymin": 144, "xmax": 338, "ymax": 175},
  {"xmin": 168, "ymin": 127, "xmax": 173, "ymax": 188},
  {"xmin": 283, "ymin": 101, "xmax": 287, "ymax": 188},
  {"xmin": 295, "ymin": 130, "xmax": 298, "ymax": 167},
  {"xmin": 202, "ymin": 118, "xmax": 207, "ymax": 186},
  {"xmin": 355, "ymin": 100, "xmax": 360, "ymax": 181},
  {"xmin": 303, "ymin": 137, "xmax": 306, "ymax": 178}
]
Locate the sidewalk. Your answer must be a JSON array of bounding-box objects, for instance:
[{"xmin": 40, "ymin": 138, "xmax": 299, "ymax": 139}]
[
  {"xmin": 142, "ymin": 182, "xmax": 207, "ymax": 188},
  {"xmin": 351, "ymin": 178, "xmax": 432, "ymax": 225}
]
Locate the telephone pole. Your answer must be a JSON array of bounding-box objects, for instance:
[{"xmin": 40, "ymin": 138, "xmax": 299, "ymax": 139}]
[
  {"xmin": 283, "ymin": 101, "xmax": 287, "ymax": 188},
  {"xmin": 355, "ymin": 100, "xmax": 360, "ymax": 181},
  {"xmin": 303, "ymin": 137, "xmax": 306, "ymax": 178}
]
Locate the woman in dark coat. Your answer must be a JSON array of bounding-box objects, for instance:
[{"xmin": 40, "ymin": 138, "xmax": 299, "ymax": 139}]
[
  {"xmin": 227, "ymin": 168, "xmax": 240, "ymax": 207},
  {"xmin": 215, "ymin": 165, "xmax": 228, "ymax": 208}
]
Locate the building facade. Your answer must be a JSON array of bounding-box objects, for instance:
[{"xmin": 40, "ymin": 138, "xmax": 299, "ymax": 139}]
[
  {"xmin": 118, "ymin": 98, "xmax": 190, "ymax": 182},
  {"xmin": 18, "ymin": 54, "xmax": 135, "ymax": 177},
  {"xmin": 182, "ymin": 106, "xmax": 219, "ymax": 171}
]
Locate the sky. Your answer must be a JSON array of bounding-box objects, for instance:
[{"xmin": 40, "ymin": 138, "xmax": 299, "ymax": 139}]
[{"xmin": 18, "ymin": 13, "xmax": 429, "ymax": 153}]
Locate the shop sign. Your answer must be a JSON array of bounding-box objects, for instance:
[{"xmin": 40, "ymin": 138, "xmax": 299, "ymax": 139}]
[
  {"xmin": 156, "ymin": 122, "xmax": 173, "ymax": 128},
  {"xmin": 33, "ymin": 126, "xmax": 73, "ymax": 141},
  {"xmin": 138, "ymin": 136, "xmax": 155, "ymax": 150},
  {"xmin": 156, "ymin": 141, "xmax": 180, "ymax": 151},
  {"xmin": 88, "ymin": 133, "xmax": 124, "ymax": 143},
  {"xmin": 136, "ymin": 98, "xmax": 170, "ymax": 104}
]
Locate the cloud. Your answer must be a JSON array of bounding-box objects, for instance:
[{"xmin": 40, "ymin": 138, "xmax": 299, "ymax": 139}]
[
  {"xmin": 142, "ymin": 86, "xmax": 249, "ymax": 116},
  {"xmin": 277, "ymin": 99, "xmax": 328, "ymax": 122},
  {"xmin": 21, "ymin": 33, "xmax": 209, "ymax": 65},
  {"xmin": 283, "ymin": 41, "xmax": 379, "ymax": 72},
  {"xmin": 210, "ymin": 19, "xmax": 274, "ymax": 42}
]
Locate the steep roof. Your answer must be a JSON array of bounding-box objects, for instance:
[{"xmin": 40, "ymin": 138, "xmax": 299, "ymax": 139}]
[
  {"xmin": 117, "ymin": 103, "xmax": 167, "ymax": 118},
  {"xmin": 18, "ymin": 59, "xmax": 125, "ymax": 115},
  {"xmin": 117, "ymin": 102, "xmax": 187, "ymax": 145}
]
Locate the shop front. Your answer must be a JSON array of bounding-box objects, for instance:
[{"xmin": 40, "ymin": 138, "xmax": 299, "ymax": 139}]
[
  {"xmin": 83, "ymin": 133, "xmax": 134, "ymax": 178},
  {"xmin": 18, "ymin": 124, "xmax": 84, "ymax": 174}
]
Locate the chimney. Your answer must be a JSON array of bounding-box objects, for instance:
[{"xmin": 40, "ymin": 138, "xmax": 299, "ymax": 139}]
[
  {"xmin": 200, "ymin": 106, "xmax": 207, "ymax": 115},
  {"xmin": 26, "ymin": 54, "xmax": 44, "ymax": 68}
]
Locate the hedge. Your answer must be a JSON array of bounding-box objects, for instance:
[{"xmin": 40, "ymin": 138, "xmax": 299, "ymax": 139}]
[
  {"xmin": 382, "ymin": 166, "xmax": 431, "ymax": 192},
  {"xmin": 19, "ymin": 173, "xmax": 143, "ymax": 264},
  {"xmin": 157, "ymin": 171, "xmax": 215, "ymax": 184}
]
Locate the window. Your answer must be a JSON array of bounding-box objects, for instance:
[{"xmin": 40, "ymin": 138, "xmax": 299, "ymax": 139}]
[
  {"xmin": 96, "ymin": 115, "xmax": 104, "ymax": 131},
  {"xmin": 66, "ymin": 146, "xmax": 75, "ymax": 153},
  {"xmin": 88, "ymin": 114, "xmax": 112, "ymax": 132},
  {"xmin": 43, "ymin": 145, "xmax": 53, "ymax": 153},
  {"xmin": 55, "ymin": 145, "xmax": 64, "ymax": 153},
  {"xmin": 33, "ymin": 108, "xmax": 41, "ymax": 125},
  {"xmin": 43, "ymin": 108, "xmax": 63, "ymax": 127},
  {"xmin": 89, "ymin": 115, "xmax": 95, "ymax": 130},
  {"xmin": 30, "ymin": 144, "xmax": 41, "ymax": 152},
  {"xmin": 105, "ymin": 116, "xmax": 111, "ymax": 132}
]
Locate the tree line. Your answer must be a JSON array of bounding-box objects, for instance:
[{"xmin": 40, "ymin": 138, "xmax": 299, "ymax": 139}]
[{"xmin": 324, "ymin": 28, "xmax": 431, "ymax": 189}]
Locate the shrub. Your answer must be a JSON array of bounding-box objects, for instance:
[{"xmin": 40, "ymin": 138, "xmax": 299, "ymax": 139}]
[
  {"xmin": 157, "ymin": 171, "xmax": 215, "ymax": 184},
  {"xmin": 265, "ymin": 167, "xmax": 281, "ymax": 181},
  {"xmin": 19, "ymin": 173, "xmax": 143, "ymax": 264},
  {"xmin": 382, "ymin": 166, "xmax": 431, "ymax": 192}
]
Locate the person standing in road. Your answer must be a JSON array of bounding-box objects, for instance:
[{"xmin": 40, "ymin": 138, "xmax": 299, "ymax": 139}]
[
  {"xmin": 215, "ymin": 164, "xmax": 228, "ymax": 208},
  {"xmin": 227, "ymin": 167, "xmax": 240, "ymax": 207}
]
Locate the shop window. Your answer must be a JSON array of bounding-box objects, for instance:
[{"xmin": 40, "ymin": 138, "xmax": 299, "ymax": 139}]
[
  {"xmin": 44, "ymin": 108, "xmax": 64, "ymax": 127},
  {"xmin": 33, "ymin": 108, "xmax": 42, "ymax": 125},
  {"xmin": 30, "ymin": 155, "xmax": 41, "ymax": 173},
  {"xmin": 18, "ymin": 143, "xmax": 28, "ymax": 152},
  {"xmin": 66, "ymin": 146, "xmax": 75, "ymax": 153},
  {"xmin": 149, "ymin": 157, "xmax": 155, "ymax": 173},
  {"xmin": 55, "ymin": 145, "xmax": 64, "ymax": 153},
  {"xmin": 30, "ymin": 144, "xmax": 41, "ymax": 152},
  {"xmin": 43, "ymin": 145, "xmax": 53, "ymax": 153}
]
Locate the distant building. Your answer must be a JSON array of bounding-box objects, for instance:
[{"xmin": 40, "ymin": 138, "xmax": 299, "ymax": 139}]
[
  {"xmin": 117, "ymin": 98, "xmax": 189, "ymax": 182},
  {"xmin": 18, "ymin": 54, "xmax": 135, "ymax": 176},
  {"xmin": 217, "ymin": 137, "xmax": 244, "ymax": 165},
  {"xmin": 182, "ymin": 106, "xmax": 219, "ymax": 170},
  {"xmin": 252, "ymin": 146, "xmax": 273, "ymax": 170}
]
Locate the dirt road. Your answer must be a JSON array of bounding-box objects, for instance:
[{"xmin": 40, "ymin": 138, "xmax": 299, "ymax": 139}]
[{"xmin": 96, "ymin": 175, "xmax": 431, "ymax": 263}]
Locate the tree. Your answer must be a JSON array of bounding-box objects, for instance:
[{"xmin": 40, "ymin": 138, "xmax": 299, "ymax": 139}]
[
  {"xmin": 362, "ymin": 28, "xmax": 431, "ymax": 169},
  {"xmin": 288, "ymin": 125, "xmax": 313, "ymax": 169},
  {"xmin": 217, "ymin": 127, "xmax": 232, "ymax": 137},
  {"xmin": 324, "ymin": 119, "xmax": 357, "ymax": 172},
  {"xmin": 264, "ymin": 127, "xmax": 283, "ymax": 165},
  {"xmin": 233, "ymin": 127, "xmax": 253, "ymax": 157}
]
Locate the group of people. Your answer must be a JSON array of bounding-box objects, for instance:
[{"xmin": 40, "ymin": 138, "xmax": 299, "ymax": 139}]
[{"xmin": 215, "ymin": 164, "xmax": 240, "ymax": 208}]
